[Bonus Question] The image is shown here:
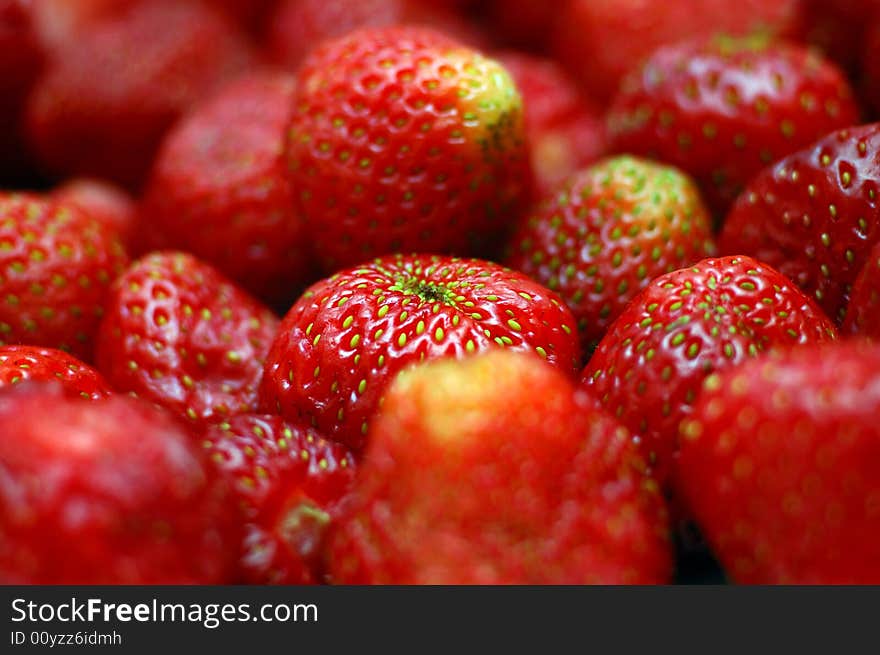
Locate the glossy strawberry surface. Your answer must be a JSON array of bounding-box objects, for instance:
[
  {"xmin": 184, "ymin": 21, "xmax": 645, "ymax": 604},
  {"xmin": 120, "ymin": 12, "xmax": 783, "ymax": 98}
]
[
  {"xmin": 582, "ymin": 256, "xmax": 838, "ymax": 485},
  {"xmin": 260, "ymin": 253, "xmax": 580, "ymax": 449},
  {"xmin": 96, "ymin": 252, "xmax": 279, "ymax": 428}
]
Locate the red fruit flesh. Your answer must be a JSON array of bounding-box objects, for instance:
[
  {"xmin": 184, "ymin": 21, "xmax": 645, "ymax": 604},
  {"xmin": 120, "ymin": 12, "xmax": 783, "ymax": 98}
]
[{"xmin": 843, "ymin": 240, "xmax": 880, "ymax": 337}]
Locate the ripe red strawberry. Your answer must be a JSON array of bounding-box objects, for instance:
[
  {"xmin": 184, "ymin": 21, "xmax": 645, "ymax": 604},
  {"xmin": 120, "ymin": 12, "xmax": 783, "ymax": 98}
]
[
  {"xmin": 506, "ymin": 156, "xmax": 716, "ymax": 352},
  {"xmin": 554, "ymin": 0, "xmax": 806, "ymax": 104},
  {"xmin": 861, "ymin": 18, "xmax": 880, "ymax": 115},
  {"xmin": 0, "ymin": 192, "xmax": 128, "ymax": 361},
  {"xmin": 0, "ymin": 0, "xmax": 44, "ymax": 184},
  {"xmin": 266, "ymin": 0, "xmax": 488, "ymax": 73},
  {"xmin": 678, "ymin": 342, "xmax": 880, "ymax": 583},
  {"xmin": 0, "ymin": 345, "xmax": 110, "ymax": 399},
  {"xmin": 0, "ymin": 384, "xmax": 241, "ymax": 583},
  {"xmin": 325, "ymin": 350, "xmax": 673, "ymax": 584},
  {"xmin": 259, "ymin": 253, "xmax": 580, "ymax": 450},
  {"xmin": 202, "ymin": 414, "xmax": 356, "ymax": 584},
  {"xmin": 582, "ymin": 256, "xmax": 838, "ymax": 485},
  {"xmin": 25, "ymin": 0, "xmax": 255, "ymax": 189},
  {"xmin": 141, "ymin": 71, "xmax": 313, "ymax": 303},
  {"xmin": 607, "ymin": 35, "xmax": 858, "ymax": 214},
  {"xmin": 495, "ymin": 51, "xmax": 607, "ymax": 198},
  {"xmin": 96, "ymin": 252, "xmax": 280, "ymax": 428},
  {"xmin": 53, "ymin": 177, "xmax": 137, "ymax": 249},
  {"xmin": 721, "ymin": 124, "xmax": 880, "ymax": 324},
  {"xmin": 843, "ymin": 241, "xmax": 880, "ymax": 337},
  {"xmin": 285, "ymin": 26, "xmax": 530, "ymax": 271}
]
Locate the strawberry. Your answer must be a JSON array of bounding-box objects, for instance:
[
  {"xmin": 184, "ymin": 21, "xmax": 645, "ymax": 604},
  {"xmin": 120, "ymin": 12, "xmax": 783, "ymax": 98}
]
[
  {"xmin": 495, "ymin": 51, "xmax": 607, "ymax": 198},
  {"xmin": 25, "ymin": 0, "xmax": 255, "ymax": 189},
  {"xmin": 0, "ymin": 192, "xmax": 128, "ymax": 361},
  {"xmin": 0, "ymin": 0, "xmax": 45, "ymax": 185},
  {"xmin": 266, "ymin": 0, "xmax": 488, "ymax": 73},
  {"xmin": 607, "ymin": 35, "xmax": 859, "ymax": 214},
  {"xmin": 0, "ymin": 384, "xmax": 241, "ymax": 583},
  {"xmin": 678, "ymin": 341, "xmax": 880, "ymax": 583},
  {"xmin": 259, "ymin": 253, "xmax": 580, "ymax": 450},
  {"xmin": 52, "ymin": 177, "xmax": 137, "ymax": 249},
  {"xmin": 95, "ymin": 251, "xmax": 280, "ymax": 428},
  {"xmin": 0, "ymin": 345, "xmax": 110, "ymax": 400},
  {"xmin": 142, "ymin": 71, "xmax": 313, "ymax": 304},
  {"xmin": 325, "ymin": 350, "xmax": 673, "ymax": 584},
  {"xmin": 202, "ymin": 414, "xmax": 356, "ymax": 584},
  {"xmin": 582, "ymin": 256, "xmax": 838, "ymax": 485},
  {"xmin": 284, "ymin": 26, "xmax": 530, "ymax": 270},
  {"xmin": 720, "ymin": 124, "xmax": 880, "ymax": 324},
  {"xmin": 553, "ymin": 0, "xmax": 806, "ymax": 104},
  {"xmin": 861, "ymin": 17, "xmax": 880, "ymax": 115},
  {"xmin": 506, "ymin": 156, "xmax": 716, "ymax": 353},
  {"xmin": 843, "ymin": 241, "xmax": 880, "ymax": 337}
]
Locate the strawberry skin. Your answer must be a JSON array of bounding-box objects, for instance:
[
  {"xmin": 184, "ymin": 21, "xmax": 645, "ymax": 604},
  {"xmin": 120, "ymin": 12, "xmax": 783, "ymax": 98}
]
[
  {"xmin": 202, "ymin": 414, "xmax": 356, "ymax": 584},
  {"xmin": 96, "ymin": 252, "xmax": 280, "ymax": 428},
  {"xmin": 843, "ymin": 241, "xmax": 880, "ymax": 337},
  {"xmin": 325, "ymin": 350, "xmax": 672, "ymax": 584},
  {"xmin": 607, "ymin": 35, "xmax": 858, "ymax": 214},
  {"xmin": 142, "ymin": 71, "xmax": 313, "ymax": 304},
  {"xmin": 285, "ymin": 25, "xmax": 530, "ymax": 270},
  {"xmin": 259, "ymin": 253, "xmax": 580, "ymax": 450},
  {"xmin": 26, "ymin": 0, "xmax": 255, "ymax": 189},
  {"xmin": 267, "ymin": 0, "xmax": 488, "ymax": 73},
  {"xmin": 0, "ymin": 345, "xmax": 110, "ymax": 400},
  {"xmin": 679, "ymin": 342, "xmax": 880, "ymax": 583},
  {"xmin": 553, "ymin": 0, "xmax": 807, "ymax": 104},
  {"xmin": 506, "ymin": 156, "xmax": 716, "ymax": 353},
  {"xmin": 0, "ymin": 384, "xmax": 241, "ymax": 584},
  {"xmin": 495, "ymin": 51, "xmax": 607, "ymax": 199},
  {"xmin": 0, "ymin": 192, "xmax": 128, "ymax": 361},
  {"xmin": 582, "ymin": 256, "xmax": 838, "ymax": 485},
  {"xmin": 721, "ymin": 124, "xmax": 880, "ymax": 324},
  {"xmin": 53, "ymin": 177, "xmax": 137, "ymax": 249}
]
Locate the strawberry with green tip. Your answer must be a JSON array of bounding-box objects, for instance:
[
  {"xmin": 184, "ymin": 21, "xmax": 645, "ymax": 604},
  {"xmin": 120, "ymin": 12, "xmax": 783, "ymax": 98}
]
[
  {"xmin": 259, "ymin": 253, "xmax": 580, "ymax": 450},
  {"xmin": 96, "ymin": 251, "xmax": 279, "ymax": 428},
  {"xmin": 285, "ymin": 25, "xmax": 530, "ymax": 270},
  {"xmin": 203, "ymin": 414, "xmax": 356, "ymax": 584},
  {"xmin": 506, "ymin": 156, "xmax": 716, "ymax": 353},
  {"xmin": 582, "ymin": 256, "xmax": 838, "ymax": 485},
  {"xmin": 721, "ymin": 124, "xmax": 880, "ymax": 324},
  {"xmin": 0, "ymin": 345, "xmax": 110, "ymax": 400},
  {"xmin": 608, "ymin": 34, "xmax": 858, "ymax": 214},
  {"xmin": 0, "ymin": 192, "xmax": 128, "ymax": 361},
  {"xmin": 326, "ymin": 350, "xmax": 673, "ymax": 584},
  {"xmin": 679, "ymin": 341, "xmax": 880, "ymax": 583}
]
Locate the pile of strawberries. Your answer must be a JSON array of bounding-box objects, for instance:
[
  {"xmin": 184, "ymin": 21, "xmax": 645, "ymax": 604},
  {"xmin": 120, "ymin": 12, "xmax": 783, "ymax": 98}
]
[{"xmin": 2, "ymin": 0, "xmax": 880, "ymax": 585}]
